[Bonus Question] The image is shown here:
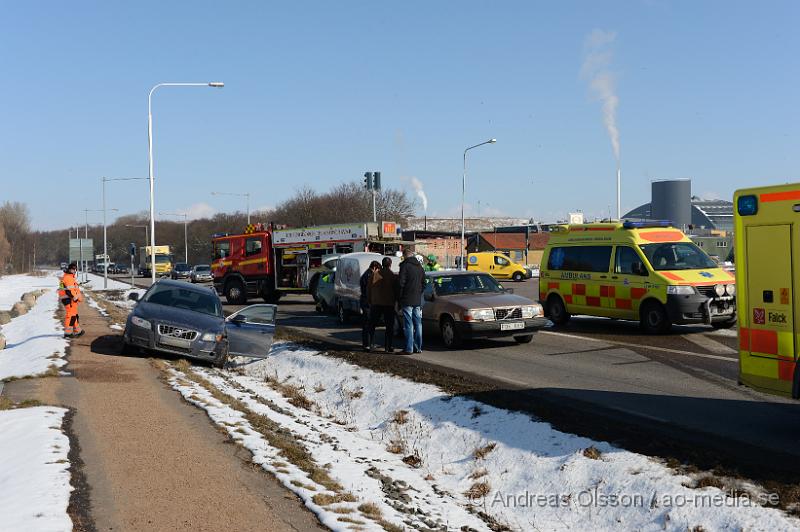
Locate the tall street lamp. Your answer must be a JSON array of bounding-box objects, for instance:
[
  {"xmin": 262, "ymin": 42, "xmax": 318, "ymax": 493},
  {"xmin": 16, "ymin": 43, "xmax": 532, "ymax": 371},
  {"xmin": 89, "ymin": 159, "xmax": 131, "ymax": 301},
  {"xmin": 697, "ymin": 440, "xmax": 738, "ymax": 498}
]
[
  {"xmin": 159, "ymin": 212, "xmax": 189, "ymax": 263},
  {"xmin": 148, "ymin": 81, "xmax": 224, "ymax": 283},
  {"xmin": 460, "ymin": 139, "xmax": 496, "ymax": 270},
  {"xmin": 211, "ymin": 191, "xmax": 251, "ymax": 224},
  {"xmin": 102, "ymin": 177, "xmax": 148, "ymax": 288}
]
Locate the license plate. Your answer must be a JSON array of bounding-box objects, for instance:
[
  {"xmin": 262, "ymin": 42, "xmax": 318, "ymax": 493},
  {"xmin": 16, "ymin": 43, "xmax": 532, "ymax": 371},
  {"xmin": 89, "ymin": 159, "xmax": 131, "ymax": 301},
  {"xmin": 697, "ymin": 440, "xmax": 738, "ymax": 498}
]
[
  {"xmin": 500, "ymin": 322, "xmax": 525, "ymax": 331},
  {"xmin": 159, "ymin": 335, "xmax": 191, "ymax": 348}
]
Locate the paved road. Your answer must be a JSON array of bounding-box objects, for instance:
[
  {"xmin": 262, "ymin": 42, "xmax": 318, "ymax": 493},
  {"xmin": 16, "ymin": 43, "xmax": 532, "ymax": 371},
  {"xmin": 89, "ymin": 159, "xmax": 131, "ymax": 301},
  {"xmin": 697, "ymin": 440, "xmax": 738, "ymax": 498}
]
[{"xmin": 121, "ymin": 274, "xmax": 800, "ymax": 476}]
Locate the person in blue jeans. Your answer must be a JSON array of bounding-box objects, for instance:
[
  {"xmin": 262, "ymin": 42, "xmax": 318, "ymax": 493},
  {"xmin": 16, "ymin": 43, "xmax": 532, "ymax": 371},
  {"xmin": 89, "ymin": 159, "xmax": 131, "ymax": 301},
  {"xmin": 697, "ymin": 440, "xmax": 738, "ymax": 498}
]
[{"xmin": 398, "ymin": 249, "xmax": 426, "ymax": 354}]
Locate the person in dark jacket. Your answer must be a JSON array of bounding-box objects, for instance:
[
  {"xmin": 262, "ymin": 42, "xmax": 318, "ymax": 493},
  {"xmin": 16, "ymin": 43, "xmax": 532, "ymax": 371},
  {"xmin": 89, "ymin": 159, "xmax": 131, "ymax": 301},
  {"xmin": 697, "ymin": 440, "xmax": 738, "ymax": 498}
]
[
  {"xmin": 366, "ymin": 257, "xmax": 398, "ymax": 353},
  {"xmin": 398, "ymin": 250, "xmax": 426, "ymax": 354},
  {"xmin": 360, "ymin": 261, "xmax": 381, "ymax": 350}
]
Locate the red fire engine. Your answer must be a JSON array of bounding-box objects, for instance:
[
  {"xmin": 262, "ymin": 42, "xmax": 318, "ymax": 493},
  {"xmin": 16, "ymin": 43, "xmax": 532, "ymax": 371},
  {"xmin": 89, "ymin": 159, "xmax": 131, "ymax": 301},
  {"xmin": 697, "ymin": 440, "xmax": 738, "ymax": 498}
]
[{"xmin": 212, "ymin": 222, "xmax": 406, "ymax": 304}]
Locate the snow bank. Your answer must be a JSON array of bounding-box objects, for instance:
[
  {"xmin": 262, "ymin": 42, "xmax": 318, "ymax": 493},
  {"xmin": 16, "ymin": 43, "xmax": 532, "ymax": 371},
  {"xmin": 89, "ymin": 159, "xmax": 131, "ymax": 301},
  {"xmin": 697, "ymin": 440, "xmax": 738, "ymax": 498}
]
[
  {"xmin": 0, "ymin": 273, "xmax": 54, "ymax": 310},
  {"xmin": 0, "ymin": 274, "xmax": 67, "ymax": 381},
  {"xmin": 0, "ymin": 406, "xmax": 73, "ymax": 531},
  {"xmin": 191, "ymin": 344, "xmax": 796, "ymax": 532},
  {"xmin": 81, "ymin": 272, "xmax": 132, "ymax": 291}
]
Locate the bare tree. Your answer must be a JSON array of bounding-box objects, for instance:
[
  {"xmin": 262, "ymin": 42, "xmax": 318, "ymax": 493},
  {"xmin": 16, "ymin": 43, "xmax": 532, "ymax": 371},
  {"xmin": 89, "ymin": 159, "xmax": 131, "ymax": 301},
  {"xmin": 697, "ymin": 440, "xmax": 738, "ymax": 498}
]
[{"xmin": 0, "ymin": 202, "xmax": 31, "ymax": 273}]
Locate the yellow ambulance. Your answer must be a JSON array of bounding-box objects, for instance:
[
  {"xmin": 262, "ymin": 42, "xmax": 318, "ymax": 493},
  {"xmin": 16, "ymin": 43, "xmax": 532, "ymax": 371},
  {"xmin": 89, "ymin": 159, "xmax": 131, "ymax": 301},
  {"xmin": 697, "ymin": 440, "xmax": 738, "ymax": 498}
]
[
  {"xmin": 539, "ymin": 221, "xmax": 736, "ymax": 333},
  {"xmin": 734, "ymin": 183, "xmax": 800, "ymax": 398},
  {"xmin": 466, "ymin": 252, "xmax": 529, "ymax": 281}
]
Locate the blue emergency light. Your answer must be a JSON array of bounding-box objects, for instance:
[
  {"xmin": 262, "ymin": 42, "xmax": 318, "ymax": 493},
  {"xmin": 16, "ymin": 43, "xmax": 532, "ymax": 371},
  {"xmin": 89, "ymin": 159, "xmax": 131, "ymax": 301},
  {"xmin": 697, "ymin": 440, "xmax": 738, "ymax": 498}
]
[
  {"xmin": 211, "ymin": 232, "xmax": 229, "ymax": 238},
  {"xmin": 622, "ymin": 220, "xmax": 673, "ymax": 229},
  {"xmin": 737, "ymin": 195, "xmax": 758, "ymax": 216}
]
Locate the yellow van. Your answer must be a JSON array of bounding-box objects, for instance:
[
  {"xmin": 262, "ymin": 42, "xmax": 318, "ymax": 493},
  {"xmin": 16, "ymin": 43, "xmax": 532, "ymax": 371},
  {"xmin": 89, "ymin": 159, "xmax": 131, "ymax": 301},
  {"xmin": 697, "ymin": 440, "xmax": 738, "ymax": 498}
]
[
  {"xmin": 466, "ymin": 252, "xmax": 529, "ymax": 281},
  {"xmin": 539, "ymin": 221, "xmax": 736, "ymax": 333},
  {"xmin": 734, "ymin": 184, "xmax": 800, "ymax": 398}
]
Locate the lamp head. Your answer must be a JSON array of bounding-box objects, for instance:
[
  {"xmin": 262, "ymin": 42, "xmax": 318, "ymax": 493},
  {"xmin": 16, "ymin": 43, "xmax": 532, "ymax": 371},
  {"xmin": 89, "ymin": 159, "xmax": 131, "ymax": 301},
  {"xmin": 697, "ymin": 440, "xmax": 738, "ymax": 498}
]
[
  {"xmin": 208, "ymin": 82, "xmax": 224, "ymax": 88},
  {"xmin": 489, "ymin": 138, "xmax": 497, "ymax": 143}
]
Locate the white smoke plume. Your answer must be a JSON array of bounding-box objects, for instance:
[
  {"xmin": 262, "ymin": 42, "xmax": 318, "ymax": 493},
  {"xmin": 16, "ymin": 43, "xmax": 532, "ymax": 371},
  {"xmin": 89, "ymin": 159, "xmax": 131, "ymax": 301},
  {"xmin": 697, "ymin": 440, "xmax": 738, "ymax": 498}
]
[
  {"xmin": 581, "ymin": 29, "xmax": 620, "ymax": 162},
  {"xmin": 406, "ymin": 176, "xmax": 428, "ymax": 212}
]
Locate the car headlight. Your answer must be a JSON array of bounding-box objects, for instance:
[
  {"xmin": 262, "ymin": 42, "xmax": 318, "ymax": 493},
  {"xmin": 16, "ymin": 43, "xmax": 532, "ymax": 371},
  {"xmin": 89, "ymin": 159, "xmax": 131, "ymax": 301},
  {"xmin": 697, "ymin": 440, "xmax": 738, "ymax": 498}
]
[
  {"xmin": 521, "ymin": 305, "xmax": 543, "ymax": 319},
  {"xmin": 725, "ymin": 284, "xmax": 735, "ymax": 296},
  {"xmin": 464, "ymin": 308, "xmax": 495, "ymax": 321},
  {"xmin": 666, "ymin": 285, "xmax": 695, "ymax": 295},
  {"xmin": 131, "ymin": 316, "xmax": 151, "ymax": 329},
  {"xmin": 714, "ymin": 284, "xmax": 726, "ymax": 297},
  {"xmin": 201, "ymin": 332, "xmax": 224, "ymax": 342}
]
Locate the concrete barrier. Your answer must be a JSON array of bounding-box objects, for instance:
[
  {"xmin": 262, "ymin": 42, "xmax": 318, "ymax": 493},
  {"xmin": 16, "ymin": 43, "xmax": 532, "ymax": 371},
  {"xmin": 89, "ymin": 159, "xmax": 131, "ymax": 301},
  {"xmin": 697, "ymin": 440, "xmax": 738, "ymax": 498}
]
[
  {"xmin": 0, "ymin": 333, "xmax": 5, "ymax": 350},
  {"xmin": 0, "ymin": 312, "xmax": 10, "ymax": 325},
  {"xmin": 10, "ymin": 301, "xmax": 28, "ymax": 317},
  {"xmin": 21, "ymin": 292, "xmax": 37, "ymax": 307}
]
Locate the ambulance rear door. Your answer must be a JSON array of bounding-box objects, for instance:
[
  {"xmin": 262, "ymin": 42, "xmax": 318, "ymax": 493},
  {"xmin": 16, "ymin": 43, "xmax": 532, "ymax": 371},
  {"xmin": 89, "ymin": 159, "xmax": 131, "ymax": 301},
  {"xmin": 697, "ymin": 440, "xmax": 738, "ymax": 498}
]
[{"xmin": 744, "ymin": 224, "xmax": 795, "ymax": 364}]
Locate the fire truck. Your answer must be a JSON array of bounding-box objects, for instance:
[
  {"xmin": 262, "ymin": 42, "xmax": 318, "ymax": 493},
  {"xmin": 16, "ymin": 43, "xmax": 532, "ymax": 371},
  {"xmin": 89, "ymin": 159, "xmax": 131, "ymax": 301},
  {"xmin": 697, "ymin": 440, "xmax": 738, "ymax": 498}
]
[
  {"xmin": 734, "ymin": 183, "xmax": 800, "ymax": 398},
  {"xmin": 211, "ymin": 221, "xmax": 407, "ymax": 304}
]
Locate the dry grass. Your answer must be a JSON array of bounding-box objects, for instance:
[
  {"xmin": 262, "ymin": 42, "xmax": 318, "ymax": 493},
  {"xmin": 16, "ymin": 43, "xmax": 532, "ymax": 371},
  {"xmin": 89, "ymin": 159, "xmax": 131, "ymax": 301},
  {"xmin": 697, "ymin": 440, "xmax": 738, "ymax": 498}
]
[
  {"xmin": 312, "ymin": 493, "xmax": 357, "ymax": 506},
  {"xmin": 0, "ymin": 397, "xmax": 42, "ymax": 410},
  {"xmin": 464, "ymin": 481, "xmax": 492, "ymax": 500},
  {"xmin": 357, "ymin": 502, "xmax": 382, "ymax": 518},
  {"xmin": 330, "ymin": 506, "xmax": 354, "ymax": 514},
  {"xmin": 391, "ymin": 410, "xmax": 409, "ymax": 425},
  {"xmin": 0, "ymin": 396, "xmax": 14, "ymax": 410},
  {"xmin": 346, "ymin": 388, "xmax": 364, "ymax": 400},
  {"xmin": 473, "ymin": 442, "xmax": 497, "ymax": 460},
  {"xmin": 402, "ymin": 454, "xmax": 422, "ymax": 468},
  {"xmin": 337, "ymin": 516, "xmax": 365, "ymax": 525},
  {"xmin": 424, "ymin": 473, "xmax": 435, "ymax": 481},
  {"xmin": 583, "ymin": 446, "xmax": 602, "ymax": 460},
  {"xmin": 386, "ymin": 440, "xmax": 405, "ymax": 454},
  {"xmin": 378, "ymin": 520, "xmax": 404, "ymax": 532},
  {"xmin": 43, "ymin": 364, "xmax": 61, "ymax": 378},
  {"xmin": 313, "ymin": 383, "xmax": 326, "ymax": 393},
  {"xmin": 468, "ymin": 468, "xmax": 488, "ymax": 480}
]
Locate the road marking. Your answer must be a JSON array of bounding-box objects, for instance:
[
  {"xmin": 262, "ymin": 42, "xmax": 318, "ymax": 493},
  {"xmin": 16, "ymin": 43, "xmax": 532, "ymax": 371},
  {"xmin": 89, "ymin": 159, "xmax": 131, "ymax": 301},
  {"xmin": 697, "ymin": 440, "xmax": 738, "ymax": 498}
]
[
  {"xmin": 540, "ymin": 330, "xmax": 738, "ymax": 363},
  {"xmin": 681, "ymin": 333, "xmax": 737, "ymax": 355}
]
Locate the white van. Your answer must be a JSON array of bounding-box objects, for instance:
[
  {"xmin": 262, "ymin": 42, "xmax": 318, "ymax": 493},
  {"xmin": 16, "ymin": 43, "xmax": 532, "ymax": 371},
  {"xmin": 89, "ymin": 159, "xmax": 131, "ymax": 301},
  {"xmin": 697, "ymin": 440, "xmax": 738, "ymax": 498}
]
[{"xmin": 334, "ymin": 252, "xmax": 400, "ymax": 323}]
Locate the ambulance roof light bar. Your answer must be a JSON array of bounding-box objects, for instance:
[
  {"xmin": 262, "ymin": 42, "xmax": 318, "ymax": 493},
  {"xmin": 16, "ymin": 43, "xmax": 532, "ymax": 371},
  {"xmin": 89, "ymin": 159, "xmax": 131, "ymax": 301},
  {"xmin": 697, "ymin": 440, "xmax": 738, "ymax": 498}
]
[{"xmin": 622, "ymin": 220, "xmax": 673, "ymax": 229}]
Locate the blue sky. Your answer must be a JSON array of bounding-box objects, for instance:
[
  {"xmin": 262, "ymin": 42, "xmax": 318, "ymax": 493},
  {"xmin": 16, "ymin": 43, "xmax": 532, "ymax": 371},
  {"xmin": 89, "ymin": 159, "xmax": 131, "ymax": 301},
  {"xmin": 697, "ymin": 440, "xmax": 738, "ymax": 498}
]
[{"xmin": 2, "ymin": 1, "xmax": 798, "ymax": 230}]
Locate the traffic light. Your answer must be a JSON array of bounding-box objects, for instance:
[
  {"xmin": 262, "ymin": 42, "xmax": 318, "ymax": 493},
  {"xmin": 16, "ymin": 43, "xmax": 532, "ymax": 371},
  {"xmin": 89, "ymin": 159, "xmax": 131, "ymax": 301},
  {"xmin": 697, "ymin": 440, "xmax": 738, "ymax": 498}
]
[
  {"xmin": 373, "ymin": 172, "xmax": 381, "ymax": 190},
  {"xmin": 364, "ymin": 172, "xmax": 373, "ymax": 190},
  {"xmin": 129, "ymin": 243, "xmax": 136, "ymax": 256}
]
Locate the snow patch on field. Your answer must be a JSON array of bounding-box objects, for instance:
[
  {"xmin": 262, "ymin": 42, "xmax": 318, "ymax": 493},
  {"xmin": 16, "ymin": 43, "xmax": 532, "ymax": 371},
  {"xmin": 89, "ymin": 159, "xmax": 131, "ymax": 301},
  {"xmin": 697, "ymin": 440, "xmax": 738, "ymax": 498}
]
[
  {"xmin": 168, "ymin": 344, "xmax": 797, "ymax": 531},
  {"xmin": 0, "ymin": 406, "xmax": 72, "ymax": 531},
  {"xmin": 0, "ymin": 273, "xmax": 54, "ymax": 310},
  {"xmin": 0, "ymin": 274, "xmax": 67, "ymax": 381},
  {"xmin": 81, "ymin": 272, "xmax": 133, "ymax": 291}
]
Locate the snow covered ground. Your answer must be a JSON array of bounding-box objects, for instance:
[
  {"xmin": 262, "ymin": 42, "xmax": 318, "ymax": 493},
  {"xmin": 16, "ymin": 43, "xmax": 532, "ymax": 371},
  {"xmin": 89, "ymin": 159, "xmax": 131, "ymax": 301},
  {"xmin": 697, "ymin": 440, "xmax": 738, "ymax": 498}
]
[
  {"xmin": 81, "ymin": 272, "xmax": 133, "ymax": 291},
  {"xmin": 0, "ymin": 273, "xmax": 68, "ymax": 381},
  {"xmin": 167, "ymin": 344, "xmax": 798, "ymax": 532},
  {"xmin": 0, "ymin": 406, "xmax": 73, "ymax": 532},
  {"xmin": 0, "ymin": 273, "xmax": 55, "ymax": 310}
]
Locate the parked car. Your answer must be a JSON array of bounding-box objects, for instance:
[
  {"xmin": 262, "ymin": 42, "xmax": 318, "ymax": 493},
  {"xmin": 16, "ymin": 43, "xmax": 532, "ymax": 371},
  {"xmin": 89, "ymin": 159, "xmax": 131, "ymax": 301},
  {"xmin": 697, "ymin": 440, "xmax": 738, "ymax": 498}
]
[
  {"xmin": 422, "ymin": 271, "xmax": 547, "ymax": 348},
  {"xmin": 190, "ymin": 264, "xmax": 213, "ymax": 283},
  {"xmin": 309, "ymin": 254, "xmax": 341, "ymax": 302},
  {"xmin": 123, "ymin": 279, "xmax": 276, "ymax": 366},
  {"xmin": 334, "ymin": 252, "xmax": 399, "ymax": 324},
  {"xmin": 466, "ymin": 252, "xmax": 530, "ymax": 281},
  {"xmin": 115, "ymin": 264, "xmax": 129, "ymax": 275},
  {"xmin": 171, "ymin": 262, "xmax": 192, "ymax": 279}
]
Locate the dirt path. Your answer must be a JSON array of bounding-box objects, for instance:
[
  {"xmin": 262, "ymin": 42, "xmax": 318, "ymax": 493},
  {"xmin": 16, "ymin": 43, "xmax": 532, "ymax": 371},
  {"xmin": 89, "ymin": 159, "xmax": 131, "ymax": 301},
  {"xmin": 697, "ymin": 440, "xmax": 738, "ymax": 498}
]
[{"xmin": 9, "ymin": 299, "xmax": 325, "ymax": 531}]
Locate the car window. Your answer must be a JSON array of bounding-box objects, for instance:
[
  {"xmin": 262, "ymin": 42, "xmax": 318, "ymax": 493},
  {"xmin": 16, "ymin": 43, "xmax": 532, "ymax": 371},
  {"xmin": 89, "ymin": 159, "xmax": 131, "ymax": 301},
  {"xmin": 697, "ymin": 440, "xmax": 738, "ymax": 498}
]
[
  {"xmin": 548, "ymin": 246, "xmax": 612, "ymax": 273},
  {"xmin": 614, "ymin": 247, "xmax": 645, "ymax": 275},
  {"xmin": 245, "ymin": 237, "xmax": 262, "ymax": 257},
  {"xmin": 155, "ymin": 254, "xmax": 171, "ymax": 264},
  {"xmin": 143, "ymin": 285, "xmax": 222, "ymax": 317},
  {"xmin": 494, "ymin": 255, "xmax": 510, "ymax": 266},
  {"xmin": 640, "ymin": 243, "xmax": 716, "ymax": 271},
  {"xmin": 214, "ymin": 241, "xmax": 230, "ymax": 260},
  {"xmin": 234, "ymin": 305, "xmax": 276, "ymax": 324},
  {"xmin": 194, "ymin": 265, "xmax": 211, "ymax": 272},
  {"xmin": 433, "ymin": 274, "xmax": 502, "ymax": 295}
]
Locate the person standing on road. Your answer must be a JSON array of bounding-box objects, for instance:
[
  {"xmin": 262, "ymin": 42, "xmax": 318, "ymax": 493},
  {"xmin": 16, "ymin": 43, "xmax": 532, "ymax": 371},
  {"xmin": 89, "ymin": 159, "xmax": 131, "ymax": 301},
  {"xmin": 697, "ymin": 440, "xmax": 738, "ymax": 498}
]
[
  {"xmin": 366, "ymin": 257, "xmax": 398, "ymax": 353},
  {"xmin": 360, "ymin": 261, "xmax": 381, "ymax": 351},
  {"xmin": 398, "ymin": 250, "xmax": 425, "ymax": 355},
  {"xmin": 58, "ymin": 262, "xmax": 84, "ymax": 338}
]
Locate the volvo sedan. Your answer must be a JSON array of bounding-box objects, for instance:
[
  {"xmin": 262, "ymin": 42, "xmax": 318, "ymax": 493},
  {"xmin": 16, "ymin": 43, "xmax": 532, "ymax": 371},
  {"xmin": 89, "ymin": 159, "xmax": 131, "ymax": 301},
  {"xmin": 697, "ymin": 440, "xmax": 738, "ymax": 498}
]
[{"xmin": 123, "ymin": 279, "xmax": 276, "ymax": 366}]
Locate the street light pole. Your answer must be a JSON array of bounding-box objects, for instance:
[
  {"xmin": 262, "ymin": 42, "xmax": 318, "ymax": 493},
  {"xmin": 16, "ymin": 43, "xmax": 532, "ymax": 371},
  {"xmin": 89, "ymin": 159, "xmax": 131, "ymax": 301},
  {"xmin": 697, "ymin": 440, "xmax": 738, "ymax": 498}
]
[
  {"xmin": 159, "ymin": 212, "xmax": 189, "ymax": 263},
  {"xmin": 86, "ymin": 207, "xmax": 118, "ymax": 284},
  {"xmin": 210, "ymin": 191, "xmax": 251, "ymax": 224},
  {"xmin": 460, "ymin": 139, "xmax": 496, "ymax": 271},
  {"xmin": 102, "ymin": 177, "xmax": 147, "ymax": 288},
  {"xmin": 148, "ymin": 81, "xmax": 224, "ymax": 283}
]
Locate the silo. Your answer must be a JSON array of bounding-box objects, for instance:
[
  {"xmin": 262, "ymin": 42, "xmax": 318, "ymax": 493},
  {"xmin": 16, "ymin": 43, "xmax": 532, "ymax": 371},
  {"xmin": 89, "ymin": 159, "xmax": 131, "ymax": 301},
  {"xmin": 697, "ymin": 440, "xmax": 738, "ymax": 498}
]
[{"xmin": 651, "ymin": 179, "xmax": 691, "ymax": 227}]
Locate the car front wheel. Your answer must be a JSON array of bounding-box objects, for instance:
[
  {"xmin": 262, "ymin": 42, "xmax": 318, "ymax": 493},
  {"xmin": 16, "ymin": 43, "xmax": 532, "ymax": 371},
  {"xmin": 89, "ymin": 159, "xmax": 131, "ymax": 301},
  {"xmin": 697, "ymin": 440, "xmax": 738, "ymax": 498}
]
[
  {"xmin": 512, "ymin": 271, "xmax": 524, "ymax": 282},
  {"xmin": 440, "ymin": 317, "xmax": 462, "ymax": 349}
]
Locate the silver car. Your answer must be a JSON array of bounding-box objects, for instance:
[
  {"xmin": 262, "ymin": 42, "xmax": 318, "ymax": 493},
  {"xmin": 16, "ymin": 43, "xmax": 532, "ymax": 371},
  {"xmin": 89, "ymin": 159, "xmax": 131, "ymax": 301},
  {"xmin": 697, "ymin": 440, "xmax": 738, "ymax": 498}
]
[
  {"xmin": 123, "ymin": 279, "xmax": 276, "ymax": 366},
  {"xmin": 190, "ymin": 264, "xmax": 214, "ymax": 283},
  {"xmin": 422, "ymin": 271, "xmax": 547, "ymax": 348}
]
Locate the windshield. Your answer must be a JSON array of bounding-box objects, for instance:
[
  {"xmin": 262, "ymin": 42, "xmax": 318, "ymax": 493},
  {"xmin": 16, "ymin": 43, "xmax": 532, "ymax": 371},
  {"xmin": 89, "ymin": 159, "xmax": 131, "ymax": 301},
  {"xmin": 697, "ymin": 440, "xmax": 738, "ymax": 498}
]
[
  {"xmin": 639, "ymin": 243, "xmax": 717, "ymax": 271},
  {"xmin": 194, "ymin": 265, "xmax": 211, "ymax": 272},
  {"xmin": 175, "ymin": 263, "xmax": 190, "ymax": 271},
  {"xmin": 432, "ymin": 274, "xmax": 503, "ymax": 295},
  {"xmin": 143, "ymin": 284, "xmax": 222, "ymax": 317},
  {"xmin": 155, "ymin": 254, "xmax": 171, "ymax": 264}
]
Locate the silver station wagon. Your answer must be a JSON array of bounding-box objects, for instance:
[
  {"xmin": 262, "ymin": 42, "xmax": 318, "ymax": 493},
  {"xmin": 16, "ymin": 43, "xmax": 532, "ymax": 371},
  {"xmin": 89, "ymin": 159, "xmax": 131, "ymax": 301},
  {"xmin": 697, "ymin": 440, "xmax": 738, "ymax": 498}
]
[{"xmin": 423, "ymin": 271, "xmax": 548, "ymax": 348}]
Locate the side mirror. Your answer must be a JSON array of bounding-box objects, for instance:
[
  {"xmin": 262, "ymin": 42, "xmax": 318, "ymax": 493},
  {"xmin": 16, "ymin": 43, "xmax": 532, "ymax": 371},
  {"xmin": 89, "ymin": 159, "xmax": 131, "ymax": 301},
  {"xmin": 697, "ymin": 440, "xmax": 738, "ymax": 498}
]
[{"xmin": 127, "ymin": 292, "xmax": 139, "ymax": 302}]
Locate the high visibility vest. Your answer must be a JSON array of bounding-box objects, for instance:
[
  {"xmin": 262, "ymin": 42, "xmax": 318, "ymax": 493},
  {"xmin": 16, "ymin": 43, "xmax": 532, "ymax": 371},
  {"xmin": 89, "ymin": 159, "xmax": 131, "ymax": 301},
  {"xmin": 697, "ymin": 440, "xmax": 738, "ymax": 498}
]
[{"xmin": 58, "ymin": 273, "xmax": 81, "ymax": 302}]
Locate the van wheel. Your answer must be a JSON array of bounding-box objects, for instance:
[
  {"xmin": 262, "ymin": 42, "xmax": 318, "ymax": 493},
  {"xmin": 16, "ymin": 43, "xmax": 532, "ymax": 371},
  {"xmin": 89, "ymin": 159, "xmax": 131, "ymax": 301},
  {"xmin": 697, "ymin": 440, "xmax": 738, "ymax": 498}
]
[
  {"xmin": 440, "ymin": 317, "xmax": 462, "ymax": 349},
  {"xmin": 546, "ymin": 295, "xmax": 570, "ymax": 325},
  {"xmin": 512, "ymin": 272, "xmax": 524, "ymax": 282},
  {"xmin": 514, "ymin": 334, "xmax": 534, "ymax": 344},
  {"xmin": 225, "ymin": 279, "xmax": 247, "ymax": 305},
  {"xmin": 337, "ymin": 302, "xmax": 348, "ymax": 324},
  {"xmin": 640, "ymin": 300, "xmax": 671, "ymax": 334}
]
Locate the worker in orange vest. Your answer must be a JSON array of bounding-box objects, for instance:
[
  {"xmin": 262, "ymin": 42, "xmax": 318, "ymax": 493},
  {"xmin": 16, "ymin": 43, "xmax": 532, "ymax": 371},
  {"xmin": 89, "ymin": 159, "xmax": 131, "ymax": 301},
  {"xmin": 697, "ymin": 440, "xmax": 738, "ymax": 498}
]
[{"xmin": 58, "ymin": 263, "xmax": 84, "ymax": 338}]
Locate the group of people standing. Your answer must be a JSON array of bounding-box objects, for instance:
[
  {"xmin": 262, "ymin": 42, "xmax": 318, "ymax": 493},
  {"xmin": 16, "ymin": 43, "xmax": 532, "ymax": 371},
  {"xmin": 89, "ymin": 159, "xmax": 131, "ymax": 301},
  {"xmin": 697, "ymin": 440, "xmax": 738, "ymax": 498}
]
[{"xmin": 359, "ymin": 249, "xmax": 426, "ymax": 354}]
